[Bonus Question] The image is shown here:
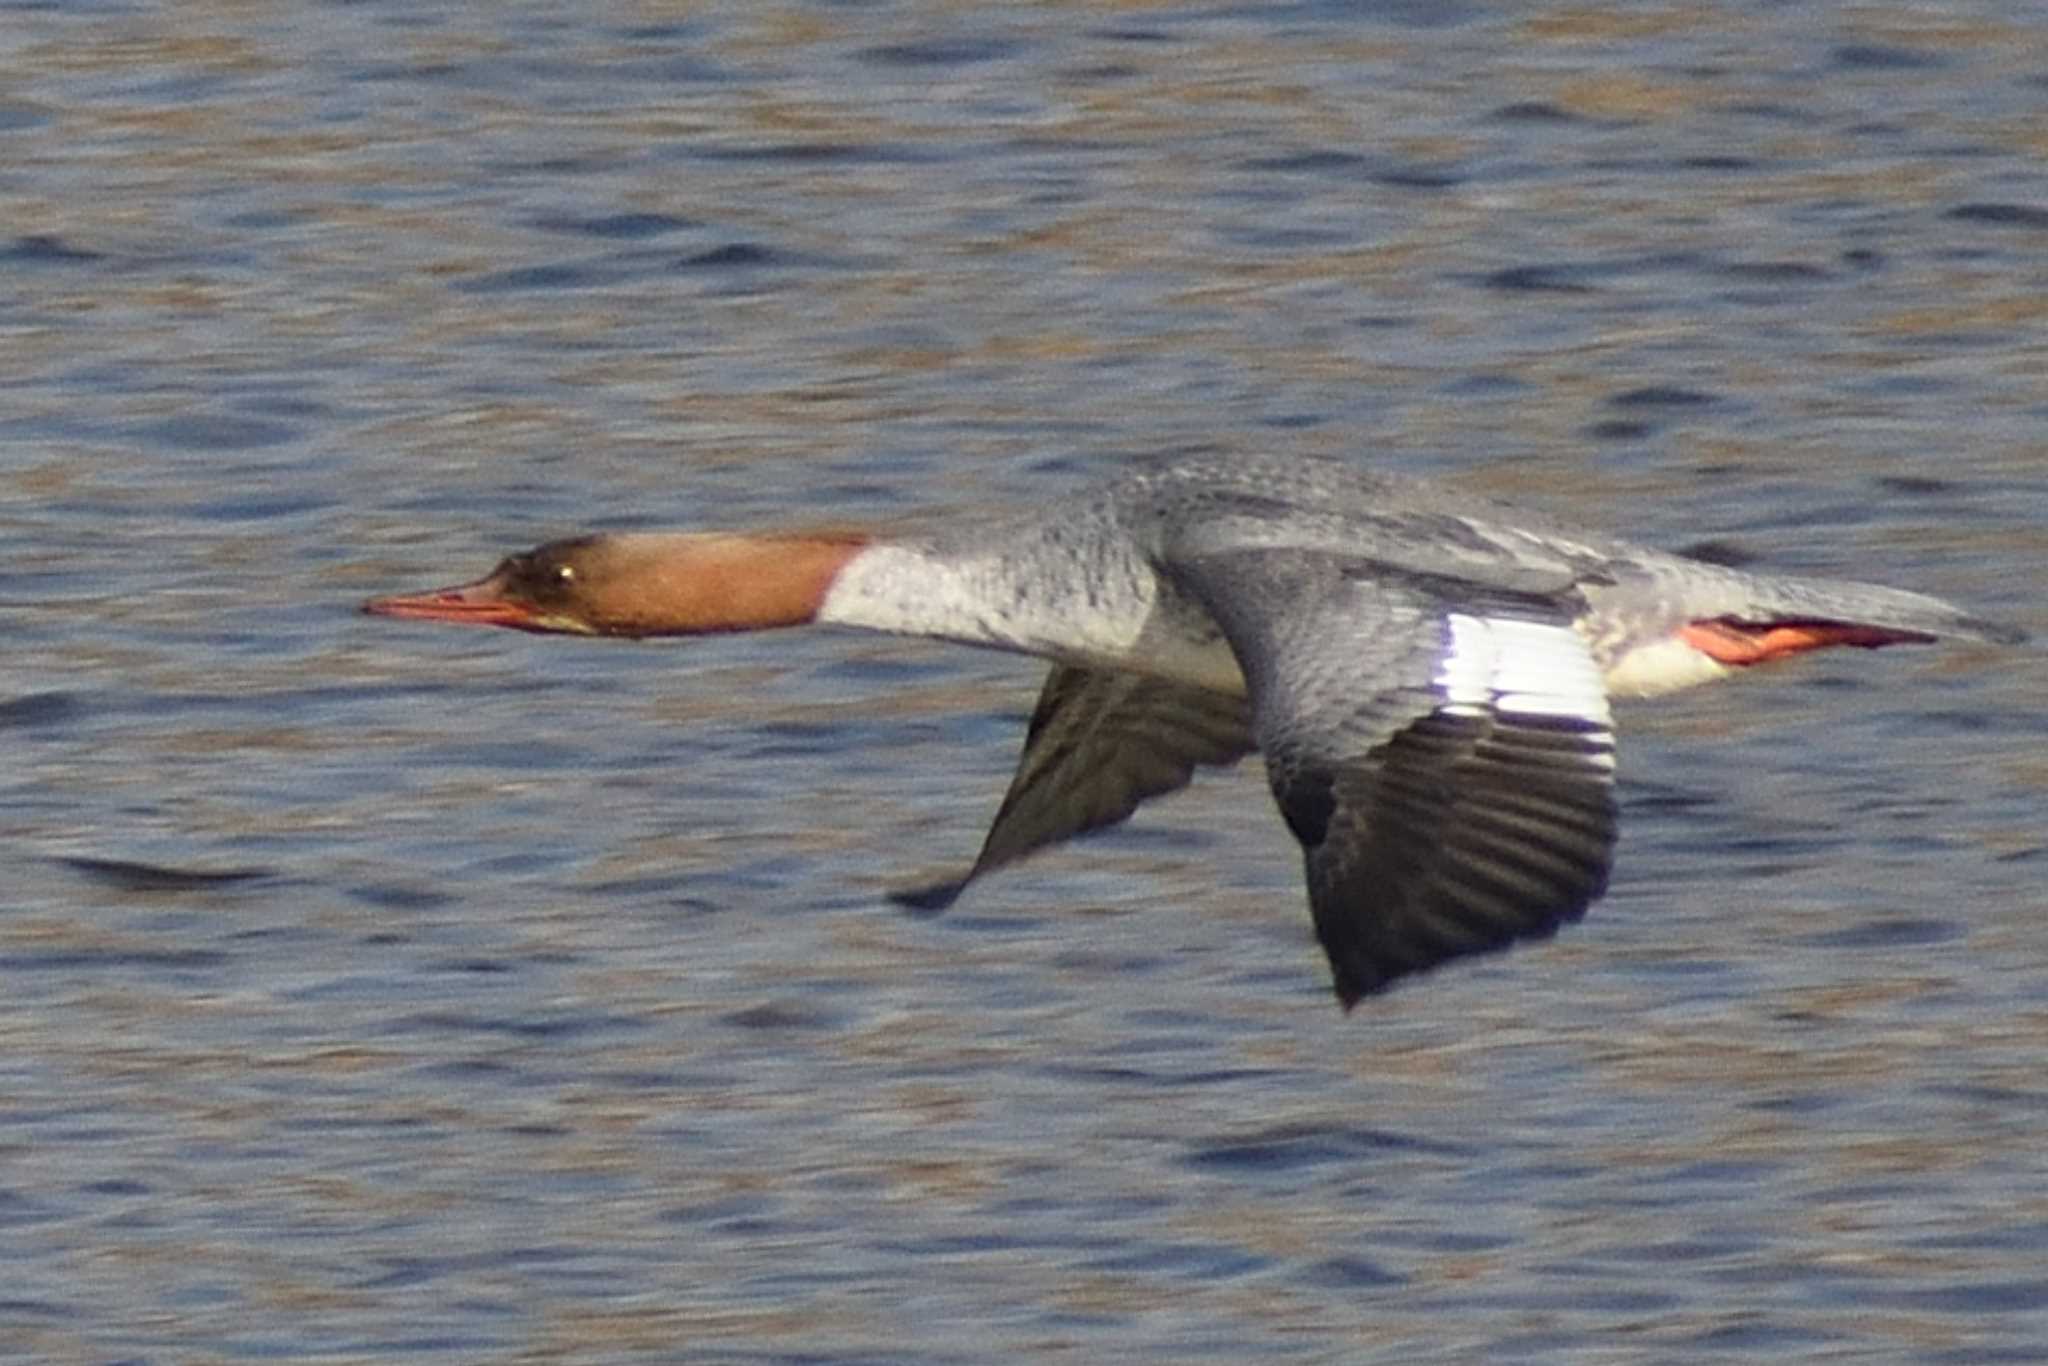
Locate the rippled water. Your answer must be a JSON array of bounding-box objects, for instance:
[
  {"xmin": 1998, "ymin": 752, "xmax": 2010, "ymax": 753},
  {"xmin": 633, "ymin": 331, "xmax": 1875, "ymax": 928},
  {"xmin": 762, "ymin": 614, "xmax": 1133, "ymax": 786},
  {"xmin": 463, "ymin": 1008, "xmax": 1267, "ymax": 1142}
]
[{"xmin": 5, "ymin": 3, "xmax": 2047, "ymax": 1361}]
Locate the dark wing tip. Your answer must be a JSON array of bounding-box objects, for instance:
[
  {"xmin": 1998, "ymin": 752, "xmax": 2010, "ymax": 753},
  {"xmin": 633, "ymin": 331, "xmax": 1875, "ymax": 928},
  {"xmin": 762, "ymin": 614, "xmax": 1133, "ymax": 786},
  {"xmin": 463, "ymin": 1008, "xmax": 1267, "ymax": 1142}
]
[
  {"xmin": 1294, "ymin": 709, "xmax": 1619, "ymax": 1008},
  {"xmin": 885, "ymin": 667, "xmax": 1256, "ymax": 920},
  {"xmin": 1322, "ymin": 859, "xmax": 1603, "ymax": 1008},
  {"xmin": 888, "ymin": 877, "xmax": 970, "ymax": 916}
]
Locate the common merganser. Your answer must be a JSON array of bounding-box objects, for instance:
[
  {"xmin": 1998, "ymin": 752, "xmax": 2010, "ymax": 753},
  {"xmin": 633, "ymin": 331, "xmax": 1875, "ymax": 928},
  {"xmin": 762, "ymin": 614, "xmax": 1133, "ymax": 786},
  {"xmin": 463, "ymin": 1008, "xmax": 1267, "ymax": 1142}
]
[{"xmin": 365, "ymin": 452, "xmax": 2020, "ymax": 1008}]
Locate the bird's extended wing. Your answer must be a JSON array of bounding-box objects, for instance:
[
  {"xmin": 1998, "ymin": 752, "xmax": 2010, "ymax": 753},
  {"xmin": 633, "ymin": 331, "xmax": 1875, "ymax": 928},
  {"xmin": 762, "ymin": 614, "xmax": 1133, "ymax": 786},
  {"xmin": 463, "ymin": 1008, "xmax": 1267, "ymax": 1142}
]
[
  {"xmin": 891, "ymin": 665, "xmax": 1254, "ymax": 912},
  {"xmin": 1168, "ymin": 549, "xmax": 1618, "ymax": 1007}
]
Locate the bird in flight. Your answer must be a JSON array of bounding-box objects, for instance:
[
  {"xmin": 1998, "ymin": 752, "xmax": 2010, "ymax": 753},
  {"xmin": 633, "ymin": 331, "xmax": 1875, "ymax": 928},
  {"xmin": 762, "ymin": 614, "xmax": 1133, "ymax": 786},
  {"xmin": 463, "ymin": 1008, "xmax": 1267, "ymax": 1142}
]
[{"xmin": 366, "ymin": 453, "xmax": 2020, "ymax": 1008}]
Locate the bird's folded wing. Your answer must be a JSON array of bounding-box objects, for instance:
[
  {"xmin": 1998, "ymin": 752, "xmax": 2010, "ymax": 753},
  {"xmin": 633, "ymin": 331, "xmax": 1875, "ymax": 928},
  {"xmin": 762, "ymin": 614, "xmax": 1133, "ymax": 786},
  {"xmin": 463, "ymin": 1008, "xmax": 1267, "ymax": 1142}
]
[
  {"xmin": 1167, "ymin": 549, "xmax": 1619, "ymax": 1007},
  {"xmin": 891, "ymin": 665, "xmax": 1254, "ymax": 911}
]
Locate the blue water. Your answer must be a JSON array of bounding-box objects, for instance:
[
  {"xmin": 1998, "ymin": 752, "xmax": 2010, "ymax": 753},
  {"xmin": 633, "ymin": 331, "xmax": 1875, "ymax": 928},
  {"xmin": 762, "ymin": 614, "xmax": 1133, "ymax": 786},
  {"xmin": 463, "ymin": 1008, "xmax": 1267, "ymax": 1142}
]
[{"xmin": 3, "ymin": 3, "xmax": 2046, "ymax": 1361}]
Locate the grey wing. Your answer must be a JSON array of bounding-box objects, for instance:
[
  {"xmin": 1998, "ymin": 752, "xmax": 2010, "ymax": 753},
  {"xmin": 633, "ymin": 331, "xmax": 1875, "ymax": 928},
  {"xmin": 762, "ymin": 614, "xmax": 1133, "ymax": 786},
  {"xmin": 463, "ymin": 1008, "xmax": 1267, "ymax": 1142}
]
[
  {"xmin": 1168, "ymin": 550, "xmax": 1619, "ymax": 1008},
  {"xmin": 891, "ymin": 665, "xmax": 1255, "ymax": 912}
]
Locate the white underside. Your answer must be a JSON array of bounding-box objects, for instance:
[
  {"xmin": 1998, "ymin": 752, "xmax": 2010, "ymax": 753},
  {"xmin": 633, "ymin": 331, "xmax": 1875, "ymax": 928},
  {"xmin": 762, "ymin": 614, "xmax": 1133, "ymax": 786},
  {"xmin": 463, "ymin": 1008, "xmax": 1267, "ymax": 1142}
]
[{"xmin": 1598, "ymin": 635, "xmax": 1735, "ymax": 699}]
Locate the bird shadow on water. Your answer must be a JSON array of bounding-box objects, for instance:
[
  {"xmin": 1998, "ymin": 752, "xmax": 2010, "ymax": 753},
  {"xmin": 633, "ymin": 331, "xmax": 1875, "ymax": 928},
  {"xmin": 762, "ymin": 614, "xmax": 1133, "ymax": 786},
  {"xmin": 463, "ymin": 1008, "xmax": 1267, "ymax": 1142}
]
[
  {"xmin": 58, "ymin": 855, "xmax": 273, "ymax": 894},
  {"xmin": 1180, "ymin": 1120, "xmax": 1471, "ymax": 1177}
]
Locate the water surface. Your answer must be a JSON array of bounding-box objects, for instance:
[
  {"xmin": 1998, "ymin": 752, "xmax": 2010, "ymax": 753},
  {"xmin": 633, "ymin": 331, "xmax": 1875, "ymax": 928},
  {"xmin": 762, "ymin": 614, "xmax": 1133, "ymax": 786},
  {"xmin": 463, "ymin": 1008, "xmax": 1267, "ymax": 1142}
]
[{"xmin": 4, "ymin": 3, "xmax": 2047, "ymax": 1361}]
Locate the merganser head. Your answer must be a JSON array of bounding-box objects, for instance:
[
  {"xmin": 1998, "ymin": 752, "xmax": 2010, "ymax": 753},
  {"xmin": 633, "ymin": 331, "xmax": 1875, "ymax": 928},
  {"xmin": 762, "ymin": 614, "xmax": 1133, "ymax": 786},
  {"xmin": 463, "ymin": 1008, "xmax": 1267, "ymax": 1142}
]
[{"xmin": 363, "ymin": 530, "xmax": 867, "ymax": 637}]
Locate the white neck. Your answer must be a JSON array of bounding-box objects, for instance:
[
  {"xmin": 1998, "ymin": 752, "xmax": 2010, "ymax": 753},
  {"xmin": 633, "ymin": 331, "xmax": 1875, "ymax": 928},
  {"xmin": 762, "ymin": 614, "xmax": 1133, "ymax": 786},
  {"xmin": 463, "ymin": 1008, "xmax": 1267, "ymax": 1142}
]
[{"xmin": 818, "ymin": 541, "xmax": 1241, "ymax": 692}]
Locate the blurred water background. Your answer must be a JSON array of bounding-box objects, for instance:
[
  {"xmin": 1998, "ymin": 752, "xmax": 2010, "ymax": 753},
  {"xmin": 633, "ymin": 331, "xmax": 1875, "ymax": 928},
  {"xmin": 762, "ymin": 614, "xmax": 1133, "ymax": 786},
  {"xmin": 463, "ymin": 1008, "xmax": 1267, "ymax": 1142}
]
[{"xmin": 3, "ymin": 2, "xmax": 2047, "ymax": 1361}]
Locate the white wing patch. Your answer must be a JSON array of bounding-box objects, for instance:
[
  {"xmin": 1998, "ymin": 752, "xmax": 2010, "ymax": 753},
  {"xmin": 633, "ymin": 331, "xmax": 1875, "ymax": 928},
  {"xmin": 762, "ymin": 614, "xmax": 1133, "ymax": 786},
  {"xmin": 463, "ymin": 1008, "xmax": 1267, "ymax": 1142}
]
[{"xmin": 1434, "ymin": 614, "xmax": 1613, "ymax": 733}]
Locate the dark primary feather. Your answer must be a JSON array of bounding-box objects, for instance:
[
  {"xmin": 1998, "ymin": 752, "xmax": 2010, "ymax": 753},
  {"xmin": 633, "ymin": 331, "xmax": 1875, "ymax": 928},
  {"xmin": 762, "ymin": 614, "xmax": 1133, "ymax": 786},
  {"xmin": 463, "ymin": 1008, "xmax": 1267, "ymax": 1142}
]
[
  {"xmin": 890, "ymin": 665, "xmax": 1254, "ymax": 912},
  {"xmin": 1280, "ymin": 707, "xmax": 1615, "ymax": 1007}
]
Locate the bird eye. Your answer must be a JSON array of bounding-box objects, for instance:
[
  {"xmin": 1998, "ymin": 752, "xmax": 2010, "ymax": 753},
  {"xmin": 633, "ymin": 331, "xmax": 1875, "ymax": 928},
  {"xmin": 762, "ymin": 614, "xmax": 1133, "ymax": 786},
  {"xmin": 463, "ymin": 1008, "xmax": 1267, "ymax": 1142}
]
[{"xmin": 554, "ymin": 564, "xmax": 576, "ymax": 586}]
